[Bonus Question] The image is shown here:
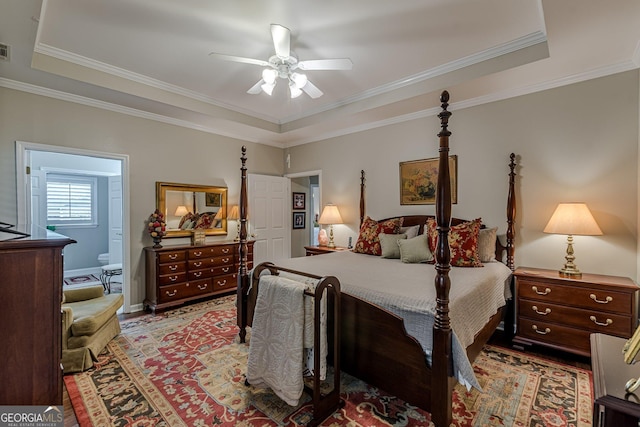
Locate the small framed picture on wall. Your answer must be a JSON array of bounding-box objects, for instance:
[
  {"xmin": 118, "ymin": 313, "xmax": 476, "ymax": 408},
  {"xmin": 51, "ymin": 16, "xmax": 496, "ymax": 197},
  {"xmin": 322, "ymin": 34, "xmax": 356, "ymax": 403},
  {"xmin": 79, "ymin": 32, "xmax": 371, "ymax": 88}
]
[
  {"xmin": 293, "ymin": 212, "xmax": 305, "ymax": 229},
  {"xmin": 293, "ymin": 192, "xmax": 306, "ymax": 210}
]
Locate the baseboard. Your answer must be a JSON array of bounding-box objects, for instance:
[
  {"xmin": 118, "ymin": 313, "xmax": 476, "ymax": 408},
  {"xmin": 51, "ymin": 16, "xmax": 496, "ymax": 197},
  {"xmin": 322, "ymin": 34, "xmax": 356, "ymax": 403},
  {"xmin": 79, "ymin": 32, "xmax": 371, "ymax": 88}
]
[{"xmin": 64, "ymin": 267, "xmax": 102, "ymax": 278}]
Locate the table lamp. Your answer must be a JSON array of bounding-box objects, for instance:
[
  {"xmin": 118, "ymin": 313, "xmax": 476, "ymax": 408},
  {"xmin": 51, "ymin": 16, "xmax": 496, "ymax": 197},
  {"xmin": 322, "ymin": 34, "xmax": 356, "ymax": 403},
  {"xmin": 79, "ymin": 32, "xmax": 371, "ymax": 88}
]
[
  {"xmin": 174, "ymin": 205, "xmax": 189, "ymax": 217},
  {"xmin": 227, "ymin": 205, "xmax": 240, "ymax": 241},
  {"xmin": 318, "ymin": 204, "xmax": 343, "ymax": 248},
  {"xmin": 543, "ymin": 202, "xmax": 602, "ymax": 277}
]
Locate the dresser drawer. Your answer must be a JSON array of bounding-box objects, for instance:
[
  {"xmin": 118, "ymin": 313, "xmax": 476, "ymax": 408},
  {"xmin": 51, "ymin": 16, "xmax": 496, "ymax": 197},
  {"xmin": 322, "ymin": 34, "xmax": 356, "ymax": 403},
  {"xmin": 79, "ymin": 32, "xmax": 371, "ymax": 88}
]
[
  {"xmin": 212, "ymin": 264, "xmax": 235, "ymax": 276},
  {"xmin": 213, "ymin": 274, "xmax": 237, "ymax": 291},
  {"xmin": 158, "ymin": 251, "xmax": 186, "ymax": 263},
  {"xmin": 518, "ymin": 298, "xmax": 633, "ymax": 337},
  {"xmin": 518, "ymin": 278, "xmax": 632, "ymax": 314},
  {"xmin": 188, "ymin": 268, "xmax": 214, "ymax": 281},
  {"xmin": 213, "ymin": 255, "xmax": 234, "ymax": 266},
  {"xmin": 517, "ymin": 317, "xmax": 591, "ymax": 355},
  {"xmin": 158, "ymin": 261, "xmax": 186, "ymax": 275},
  {"xmin": 158, "ymin": 279, "xmax": 212, "ymax": 303},
  {"xmin": 159, "ymin": 272, "xmax": 187, "ymax": 286},
  {"xmin": 188, "ymin": 258, "xmax": 214, "ymax": 270},
  {"xmin": 188, "ymin": 247, "xmax": 215, "ymax": 259},
  {"xmin": 211, "ymin": 245, "xmax": 234, "ymax": 257}
]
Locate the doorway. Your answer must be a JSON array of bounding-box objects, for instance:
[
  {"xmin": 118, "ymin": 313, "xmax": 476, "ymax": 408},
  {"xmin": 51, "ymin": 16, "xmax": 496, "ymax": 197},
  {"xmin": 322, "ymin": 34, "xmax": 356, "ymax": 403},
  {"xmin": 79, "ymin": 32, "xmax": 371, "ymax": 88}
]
[
  {"xmin": 15, "ymin": 141, "xmax": 131, "ymax": 312},
  {"xmin": 286, "ymin": 170, "xmax": 322, "ymax": 258}
]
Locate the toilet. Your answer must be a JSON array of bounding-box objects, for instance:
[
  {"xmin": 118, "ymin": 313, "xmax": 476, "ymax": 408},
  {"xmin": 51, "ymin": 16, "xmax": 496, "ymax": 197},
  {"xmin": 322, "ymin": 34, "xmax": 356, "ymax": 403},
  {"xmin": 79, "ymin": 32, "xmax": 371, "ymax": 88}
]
[{"xmin": 98, "ymin": 253, "xmax": 109, "ymax": 266}]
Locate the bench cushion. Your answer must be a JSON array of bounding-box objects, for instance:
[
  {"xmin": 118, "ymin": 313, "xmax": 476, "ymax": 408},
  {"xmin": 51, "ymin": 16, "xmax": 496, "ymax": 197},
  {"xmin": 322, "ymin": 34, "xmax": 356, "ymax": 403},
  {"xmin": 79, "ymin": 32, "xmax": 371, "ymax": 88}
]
[{"xmin": 66, "ymin": 293, "xmax": 124, "ymax": 336}]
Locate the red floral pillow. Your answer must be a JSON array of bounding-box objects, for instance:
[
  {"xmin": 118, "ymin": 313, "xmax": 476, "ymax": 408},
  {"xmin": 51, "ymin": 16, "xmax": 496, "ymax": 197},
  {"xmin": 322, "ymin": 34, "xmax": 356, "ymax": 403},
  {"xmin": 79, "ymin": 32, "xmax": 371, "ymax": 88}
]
[
  {"xmin": 426, "ymin": 218, "xmax": 483, "ymax": 267},
  {"xmin": 194, "ymin": 213, "xmax": 213, "ymax": 229},
  {"xmin": 354, "ymin": 216, "xmax": 403, "ymax": 256}
]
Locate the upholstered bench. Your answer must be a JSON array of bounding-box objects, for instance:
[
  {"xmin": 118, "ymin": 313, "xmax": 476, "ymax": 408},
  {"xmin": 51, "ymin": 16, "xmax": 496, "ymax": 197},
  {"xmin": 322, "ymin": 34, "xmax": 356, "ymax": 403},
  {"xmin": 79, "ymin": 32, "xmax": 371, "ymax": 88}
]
[{"xmin": 61, "ymin": 285, "xmax": 124, "ymax": 373}]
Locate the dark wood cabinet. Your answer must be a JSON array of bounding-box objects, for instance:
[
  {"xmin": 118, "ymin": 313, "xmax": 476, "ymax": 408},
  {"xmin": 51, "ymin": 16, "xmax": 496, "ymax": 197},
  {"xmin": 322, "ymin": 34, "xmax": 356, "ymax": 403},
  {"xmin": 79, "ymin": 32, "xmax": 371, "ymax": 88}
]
[
  {"xmin": 144, "ymin": 241, "xmax": 253, "ymax": 313},
  {"xmin": 513, "ymin": 267, "xmax": 639, "ymax": 357},
  {"xmin": 0, "ymin": 227, "xmax": 75, "ymax": 405},
  {"xmin": 591, "ymin": 333, "xmax": 640, "ymax": 426}
]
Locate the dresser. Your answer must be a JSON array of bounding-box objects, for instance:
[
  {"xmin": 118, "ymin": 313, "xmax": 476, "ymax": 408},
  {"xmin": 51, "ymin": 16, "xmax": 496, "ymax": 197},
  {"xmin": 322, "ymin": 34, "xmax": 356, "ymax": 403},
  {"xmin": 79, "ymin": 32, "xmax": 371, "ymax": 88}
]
[
  {"xmin": 0, "ymin": 226, "xmax": 75, "ymax": 405},
  {"xmin": 513, "ymin": 267, "xmax": 639, "ymax": 356},
  {"xmin": 144, "ymin": 241, "xmax": 253, "ymax": 313}
]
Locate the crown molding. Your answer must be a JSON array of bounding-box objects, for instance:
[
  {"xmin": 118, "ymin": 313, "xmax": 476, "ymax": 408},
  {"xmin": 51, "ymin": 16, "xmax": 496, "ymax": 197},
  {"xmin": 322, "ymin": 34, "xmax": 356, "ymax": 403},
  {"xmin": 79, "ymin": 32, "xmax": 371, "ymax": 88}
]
[{"xmin": 0, "ymin": 77, "xmax": 284, "ymax": 147}]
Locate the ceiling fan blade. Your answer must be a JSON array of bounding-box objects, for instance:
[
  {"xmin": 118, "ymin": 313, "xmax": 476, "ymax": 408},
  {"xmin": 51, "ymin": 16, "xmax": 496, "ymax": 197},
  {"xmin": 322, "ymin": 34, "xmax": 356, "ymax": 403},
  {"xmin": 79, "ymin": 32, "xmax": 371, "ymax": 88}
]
[
  {"xmin": 302, "ymin": 80, "xmax": 323, "ymax": 99},
  {"xmin": 247, "ymin": 79, "xmax": 264, "ymax": 94},
  {"xmin": 271, "ymin": 24, "xmax": 291, "ymax": 59},
  {"xmin": 298, "ymin": 58, "xmax": 353, "ymax": 71},
  {"xmin": 209, "ymin": 53, "xmax": 269, "ymax": 67}
]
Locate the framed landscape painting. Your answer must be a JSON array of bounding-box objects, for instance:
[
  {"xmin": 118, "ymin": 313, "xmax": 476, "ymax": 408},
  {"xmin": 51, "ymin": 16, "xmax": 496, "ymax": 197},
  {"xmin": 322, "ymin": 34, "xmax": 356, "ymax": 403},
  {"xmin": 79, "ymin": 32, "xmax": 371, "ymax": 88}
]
[{"xmin": 399, "ymin": 155, "xmax": 457, "ymax": 205}]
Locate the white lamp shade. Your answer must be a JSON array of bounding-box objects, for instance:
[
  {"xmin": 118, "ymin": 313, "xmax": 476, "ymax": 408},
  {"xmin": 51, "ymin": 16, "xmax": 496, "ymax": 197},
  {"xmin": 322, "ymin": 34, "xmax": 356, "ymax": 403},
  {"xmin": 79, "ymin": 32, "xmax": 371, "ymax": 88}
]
[
  {"xmin": 227, "ymin": 205, "xmax": 240, "ymax": 220},
  {"xmin": 174, "ymin": 205, "xmax": 189, "ymax": 217},
  {"xmin": 543, "ymin": 203, "xmax": 602, "ymax": 236},
  {"xmin": 318, "ymin": 204, "xmax": 343, "ymax": 225}
]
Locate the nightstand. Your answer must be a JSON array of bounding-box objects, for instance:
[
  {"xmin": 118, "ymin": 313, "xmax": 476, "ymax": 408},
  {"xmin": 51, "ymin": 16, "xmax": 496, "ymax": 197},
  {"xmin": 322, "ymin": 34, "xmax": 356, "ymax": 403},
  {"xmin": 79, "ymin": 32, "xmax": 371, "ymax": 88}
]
[
  {"xmin": 513, "ymin": 267, "xmax": 639, "ymax": 357},
  {"xmin": 304, "ymin": 245, "xmax": 349, "ymax": 256}
]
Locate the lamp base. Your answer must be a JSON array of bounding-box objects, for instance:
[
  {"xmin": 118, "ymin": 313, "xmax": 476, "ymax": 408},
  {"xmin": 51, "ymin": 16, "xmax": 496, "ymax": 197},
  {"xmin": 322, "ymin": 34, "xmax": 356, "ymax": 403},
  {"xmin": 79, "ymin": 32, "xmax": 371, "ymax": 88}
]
[
  {"xmin": 559, "ymin": 234, "xmax": 581, "ymax": 277},
  {"xmin": 559, "ymin": 267, "xmax": 582, "ymax": 278}
]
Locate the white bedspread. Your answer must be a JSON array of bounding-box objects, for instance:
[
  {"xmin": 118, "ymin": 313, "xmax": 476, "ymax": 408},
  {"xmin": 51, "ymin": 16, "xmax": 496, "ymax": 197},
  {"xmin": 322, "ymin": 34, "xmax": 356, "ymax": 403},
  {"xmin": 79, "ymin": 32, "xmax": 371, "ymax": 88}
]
[
  {"xmin": 274, "ymin": 250, "xmax": 512, "ymax": 390},
  {"xmin": 246, "ymin": 275, "xmax": 306, "ymax": 406}
]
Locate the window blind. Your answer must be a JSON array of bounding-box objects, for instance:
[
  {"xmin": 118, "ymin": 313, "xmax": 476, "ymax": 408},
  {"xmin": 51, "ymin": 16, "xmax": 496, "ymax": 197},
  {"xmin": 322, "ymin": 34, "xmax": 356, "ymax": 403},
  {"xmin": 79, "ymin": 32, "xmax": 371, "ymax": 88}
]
[{"xmin": 46, "ymin": 174, "xmax": 97, "ymax": 226}]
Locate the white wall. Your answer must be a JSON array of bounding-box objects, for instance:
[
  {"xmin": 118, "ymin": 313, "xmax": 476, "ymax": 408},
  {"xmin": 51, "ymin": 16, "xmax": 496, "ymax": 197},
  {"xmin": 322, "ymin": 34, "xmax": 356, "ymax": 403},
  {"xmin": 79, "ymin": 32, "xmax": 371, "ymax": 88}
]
[
  {"xmin": 286, "ymin": 71, "xmax": 640, "ymax": 280},
  {"xmin": 0, "ymin": 86, "xmax": 284, "ymax": 308}
]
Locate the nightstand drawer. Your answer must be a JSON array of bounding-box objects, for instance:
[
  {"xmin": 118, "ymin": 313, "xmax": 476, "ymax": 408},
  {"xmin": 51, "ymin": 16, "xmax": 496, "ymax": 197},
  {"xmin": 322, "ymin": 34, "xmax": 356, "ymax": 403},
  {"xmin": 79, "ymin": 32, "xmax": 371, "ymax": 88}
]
[
  {"xmin": 518, "ymin": 278, "xmax": 632, "ymax": 314},
  {"xmin": 517, "ymin": 317, "xmax": 591, "ymax": 355},
  {"xmin": 518, "ymin": 298, "xmax": 633, "ymax": 337}
]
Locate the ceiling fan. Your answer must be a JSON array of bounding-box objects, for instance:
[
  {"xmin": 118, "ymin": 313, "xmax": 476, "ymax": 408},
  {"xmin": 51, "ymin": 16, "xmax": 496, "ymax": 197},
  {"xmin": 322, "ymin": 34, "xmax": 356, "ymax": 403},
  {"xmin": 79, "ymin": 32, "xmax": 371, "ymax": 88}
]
[{"xmin": 209, "ymin": 24, "xmax": 352, "ymax": 99}]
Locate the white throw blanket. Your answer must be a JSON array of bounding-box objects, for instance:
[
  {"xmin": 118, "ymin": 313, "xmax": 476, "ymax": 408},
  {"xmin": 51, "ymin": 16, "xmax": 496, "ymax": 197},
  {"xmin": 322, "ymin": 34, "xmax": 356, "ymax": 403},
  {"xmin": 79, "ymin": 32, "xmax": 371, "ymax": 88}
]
[{"xmin": 246, "ymin": 275, "xmax": 308, "ymax": 406}]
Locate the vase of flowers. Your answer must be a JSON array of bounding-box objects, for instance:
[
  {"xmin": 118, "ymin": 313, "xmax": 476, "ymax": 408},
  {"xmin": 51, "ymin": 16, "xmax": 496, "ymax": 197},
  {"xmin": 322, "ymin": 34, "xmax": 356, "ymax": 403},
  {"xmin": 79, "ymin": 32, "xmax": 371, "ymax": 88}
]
[{"xmin": 147, "ymin": 209, "xmax": 166, "ymax": 248}]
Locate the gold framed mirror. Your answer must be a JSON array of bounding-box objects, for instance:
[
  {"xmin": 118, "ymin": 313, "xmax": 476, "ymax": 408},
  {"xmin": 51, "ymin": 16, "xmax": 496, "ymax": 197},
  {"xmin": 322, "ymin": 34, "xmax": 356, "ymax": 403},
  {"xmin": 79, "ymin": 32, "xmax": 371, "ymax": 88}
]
[{"xmin": 156, "ymin": 182, "xmax": 228, "ymax": 237}]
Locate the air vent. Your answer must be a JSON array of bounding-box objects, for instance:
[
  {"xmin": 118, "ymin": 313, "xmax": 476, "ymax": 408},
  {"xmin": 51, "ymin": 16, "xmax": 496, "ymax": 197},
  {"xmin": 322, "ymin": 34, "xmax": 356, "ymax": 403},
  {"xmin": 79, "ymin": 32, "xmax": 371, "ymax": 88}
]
[{"xmin": 0, "ymin": 43, "xmax": 9, "ymax": 61}]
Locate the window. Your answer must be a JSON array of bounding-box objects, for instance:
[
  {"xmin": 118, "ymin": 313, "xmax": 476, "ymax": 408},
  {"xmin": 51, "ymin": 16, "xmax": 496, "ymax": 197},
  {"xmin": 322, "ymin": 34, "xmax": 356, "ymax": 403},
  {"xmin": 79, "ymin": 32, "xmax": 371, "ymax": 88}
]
[{"xmin": 46, "ymin": 173, "xmax": 98, "ymax": 227}]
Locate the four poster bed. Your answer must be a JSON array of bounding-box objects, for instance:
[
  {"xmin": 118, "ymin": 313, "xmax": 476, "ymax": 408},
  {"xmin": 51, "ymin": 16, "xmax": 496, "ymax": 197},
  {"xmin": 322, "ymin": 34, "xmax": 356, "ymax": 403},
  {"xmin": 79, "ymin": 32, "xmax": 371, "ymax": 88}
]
[{"xmin": 236, "ymin": 91, "xmax": 517, "ymax": 427}]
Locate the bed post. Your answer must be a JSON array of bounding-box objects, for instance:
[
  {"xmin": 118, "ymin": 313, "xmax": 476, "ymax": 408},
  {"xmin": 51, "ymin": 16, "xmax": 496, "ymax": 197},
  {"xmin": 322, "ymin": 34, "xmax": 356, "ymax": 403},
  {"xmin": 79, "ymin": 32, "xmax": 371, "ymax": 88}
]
[
  {"xmin": 237, "ymin": 146, "xmax": 249, "ymax": 343},
  {"xmin": 506, "ymin": 153, "xmax": 516, "ymax": 271},
  {"xmin": 432, "ymin": 91, "xmax": 453, "ymax": 427},
  {"xmin": 359, "ymin": 170, "xmax": 365, "ymax": 227}
]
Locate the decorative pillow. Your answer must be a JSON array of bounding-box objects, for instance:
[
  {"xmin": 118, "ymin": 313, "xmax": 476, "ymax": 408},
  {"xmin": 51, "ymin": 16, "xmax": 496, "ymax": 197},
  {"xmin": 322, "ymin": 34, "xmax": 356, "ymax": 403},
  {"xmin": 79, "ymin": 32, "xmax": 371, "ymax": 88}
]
[
  {"xmin": 194, "ymin": 213, "xmax": 213, "ymax": 229},
  {"xmin": 426, "ymin": 218, "xmax": 483, "ymax": 267},
  {"xmin": 353, "ymin": 216, "xmax": 403, "ymax": 256},
  {"xmin": 398, "ymin": 234, "xmax": 433, "ymax": 264},
  {"xmin": 400, "ymin": 224, "xmax": 420, "ymax": 239},
  {"xmin": 379, "ymin": 233, "xmax": 407, "ymax": 259},
  {"xmin": 478, "ymin": 227, "xmax": 498, "ymax": 262},
  {"xmin": 178, "ymin": 212, "xmax": 195, "ymax": 229}
]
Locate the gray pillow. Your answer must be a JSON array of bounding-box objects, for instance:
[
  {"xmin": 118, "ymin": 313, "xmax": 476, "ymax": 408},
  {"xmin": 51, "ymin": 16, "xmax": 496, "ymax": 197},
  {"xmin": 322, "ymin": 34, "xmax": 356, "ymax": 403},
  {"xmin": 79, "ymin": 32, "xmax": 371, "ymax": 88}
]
[
  {"xmin": 478, "ymin": 227, "xmax": 498, "ymax": 262},
  {"xmin": 379, "ymin": 233, "xmax": 407, "ymax": 259},
  {"xmin": 398, "ymin": 234, "xmax": 433, "ymax": 263},
  {"xmin": 400, "ymin": 224, "xmax": 420, "ymax": 239}
]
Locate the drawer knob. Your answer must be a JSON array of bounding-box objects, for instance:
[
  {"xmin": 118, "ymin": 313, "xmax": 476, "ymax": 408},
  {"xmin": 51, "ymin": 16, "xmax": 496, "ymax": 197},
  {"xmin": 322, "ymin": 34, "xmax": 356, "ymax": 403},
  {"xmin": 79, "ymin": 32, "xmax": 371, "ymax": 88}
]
[
  {"xmin": 532, "ymin": 325, "xmax": 551, "ymax": 335},
  {"xmin": 198, "ymin": 283, "xmax": 208, "ymax": 290},
  {"xmin": 194, "ymin": 251, "xmax": 202, "ymax": 257},
  {"xmin": 532, "ymin": 305, "xmax": 551, "ymax": 315},
  {"xmin": 590, "ymin": 315, "xmax": 613, "ymax": 327},
  {"xmin": 590, "ymin": 294, "xmax": 613, "ymax": 304},
  {"xmin": 222, "ymin": 248, "xmax": 230, "ymax": 254},
  {"xmin": 222, "ymin": 267, "xmax": 230, "ymax": 273},
  {"xmin": 169, "ymin": 265, "xmax": 178, "ymax": 271},
  {"xmin": 222, "ymin": 257, "xmax": 231, "ymax": 263},
  {"xmin": 194, "ymin": 271, "xmax": 202, "ymax": 277},
  {"xmin": 194, "ymin": 261, "xmax": 202, "ymax": 267},
  {"xmin": 169, "ymin": 254, "xmax": 178, "ymax": 260},
  {"xmin": 169, "ymin": 276, "xmax": 178, "ymax": 282},
  {"xmin": 217, "ymin": 279, "xmax": 227, "ymax": 286},
  {"xmin": 532, "ymin": 286, "xmax": 551, "ymax": 296},
  {"xmin": 165, "ymin": 289, "xmax": 177, "ymax": 297}
]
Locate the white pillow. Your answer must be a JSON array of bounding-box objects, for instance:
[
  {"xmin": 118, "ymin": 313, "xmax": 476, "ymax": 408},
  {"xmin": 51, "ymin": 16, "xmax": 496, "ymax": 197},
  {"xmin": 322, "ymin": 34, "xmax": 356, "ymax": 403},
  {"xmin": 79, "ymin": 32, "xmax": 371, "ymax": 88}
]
[
  {"xmin": 398, "ymin": 234, "xmax": 433, "ymax": 263},
  {"xmin": 379, "ymin": 233, "xmax": 407, "ymax": 259}
]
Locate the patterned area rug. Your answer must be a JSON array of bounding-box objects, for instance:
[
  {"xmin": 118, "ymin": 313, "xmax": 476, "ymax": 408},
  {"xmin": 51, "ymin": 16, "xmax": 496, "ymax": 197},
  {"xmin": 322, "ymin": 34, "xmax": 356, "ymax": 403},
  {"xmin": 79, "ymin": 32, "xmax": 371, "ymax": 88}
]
[
  {"xmin": 64, "ymin": 274, "xmax": 101, "ymax": 287},
  {"xmin": 64, "ymin": 296, "xmax": 593, "ymax": 426}
]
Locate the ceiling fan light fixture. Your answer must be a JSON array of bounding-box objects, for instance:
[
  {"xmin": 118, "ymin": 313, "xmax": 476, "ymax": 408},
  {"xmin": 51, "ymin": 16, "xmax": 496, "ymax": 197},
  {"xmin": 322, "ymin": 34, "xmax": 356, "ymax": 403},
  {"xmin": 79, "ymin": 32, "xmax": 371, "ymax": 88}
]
[
  {"xmin": 262, "ymin": 68, "xmax": 277, "ymax": 84},
  {"xmin": 289, "ymin": 81, "xmax": 302, "ymax": 98},
  {"xmin": 291, "ymin": 72, "xmax": 308, "ymax": 88},
  {"xmin": 261, "ymin": 82, "xmax": 275, "ymax": 96}
]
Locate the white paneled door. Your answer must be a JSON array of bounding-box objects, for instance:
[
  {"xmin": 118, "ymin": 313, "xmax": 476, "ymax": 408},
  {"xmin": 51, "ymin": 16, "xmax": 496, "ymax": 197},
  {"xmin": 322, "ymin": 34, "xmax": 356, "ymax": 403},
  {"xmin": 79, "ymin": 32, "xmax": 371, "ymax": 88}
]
[{"xmin": 248, "ymin": 174, "xmax": 290, "ymax": 265}]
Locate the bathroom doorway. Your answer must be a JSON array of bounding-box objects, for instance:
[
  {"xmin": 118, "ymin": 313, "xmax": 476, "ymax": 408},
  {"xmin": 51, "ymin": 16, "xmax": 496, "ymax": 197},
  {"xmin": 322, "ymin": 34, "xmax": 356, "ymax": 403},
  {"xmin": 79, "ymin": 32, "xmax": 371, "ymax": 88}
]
[{"xmin": 16, "ymin": 141, "xmax": 131, "ymax": 312}]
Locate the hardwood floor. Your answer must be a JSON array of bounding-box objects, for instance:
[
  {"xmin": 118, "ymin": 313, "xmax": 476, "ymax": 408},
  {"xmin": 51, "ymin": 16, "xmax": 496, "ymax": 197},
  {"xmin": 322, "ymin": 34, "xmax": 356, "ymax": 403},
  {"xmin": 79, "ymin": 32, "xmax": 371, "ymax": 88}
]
[{"xmin": 63, "ymin": 317, "xmax": 592, "ymax": 425}]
